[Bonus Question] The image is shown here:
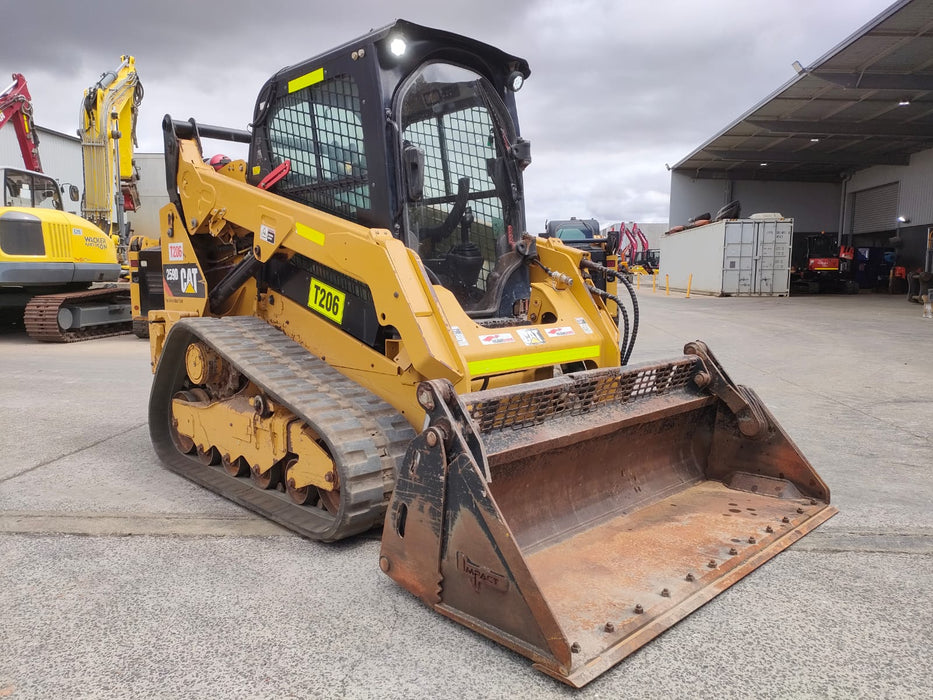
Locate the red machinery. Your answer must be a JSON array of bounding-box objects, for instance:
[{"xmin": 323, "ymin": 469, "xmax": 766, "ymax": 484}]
[{"xmin": 0, "ymin": 74, "xmax": 42, "ymax": 173}]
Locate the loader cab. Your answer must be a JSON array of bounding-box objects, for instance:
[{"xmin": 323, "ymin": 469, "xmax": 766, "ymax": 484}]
[{"xmin": 249, "ymin": 20, "xmax": 532, "ymax": 318}]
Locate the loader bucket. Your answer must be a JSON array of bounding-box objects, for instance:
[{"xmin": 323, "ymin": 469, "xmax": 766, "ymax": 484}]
[{"xmin": 380, "ymin": 341, "xmax": 836, "ymax": 687}]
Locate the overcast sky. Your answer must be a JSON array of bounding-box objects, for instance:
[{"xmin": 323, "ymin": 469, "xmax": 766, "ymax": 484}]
[{"xmin": 3, "ymin": 0, "xmax": 894, "ymax": 228}]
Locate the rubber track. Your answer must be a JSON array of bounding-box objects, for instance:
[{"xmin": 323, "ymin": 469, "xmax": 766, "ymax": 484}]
[
  {"xmin": 23, "ymin": 287, "xmax": 132, "ymax": 342},
  {"xmin": 149, "ymin": 316, "xmax": 416, "ymax": 542}
]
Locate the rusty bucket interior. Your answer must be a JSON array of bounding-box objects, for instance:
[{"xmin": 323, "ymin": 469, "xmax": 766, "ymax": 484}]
[{"xmin": 380, "ymin": 343, "xmax": 837, "ymax": 688}]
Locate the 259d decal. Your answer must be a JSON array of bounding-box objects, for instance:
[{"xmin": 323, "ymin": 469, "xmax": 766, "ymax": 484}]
[{"xmin": 163, "ymin": 264, "xmax": 205, "ymax": 297}]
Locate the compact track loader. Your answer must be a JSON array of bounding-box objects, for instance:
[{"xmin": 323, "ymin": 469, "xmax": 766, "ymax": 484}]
[{"xmin": 146, "ymin": 21, "xmax": 836, "ymax": 687}]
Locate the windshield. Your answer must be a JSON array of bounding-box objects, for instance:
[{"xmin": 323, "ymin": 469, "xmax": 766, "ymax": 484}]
[
  {"xmin": 398, "ymin": 62, "xmax": 522, "ymax": 313},
  {"xmin": 556, "ymin": 226, "xmax": 591, "ymax": 241},
  {"xmin": 3, "ymin": 171, "xmax": 63, "ymax": 210}
]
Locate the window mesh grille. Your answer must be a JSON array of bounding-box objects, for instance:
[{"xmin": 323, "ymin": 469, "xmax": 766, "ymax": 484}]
[
  {"xmin": 404, "ymin": 105, "xmax": 504, "ymax": 289},
  {"xmin": 267, "ymin": 75, "xmax": 371, "ymax": 222}
]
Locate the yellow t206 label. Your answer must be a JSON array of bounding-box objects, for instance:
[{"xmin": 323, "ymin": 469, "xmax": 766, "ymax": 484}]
[{"xmin": 308, "ymin": 277, "xmax": 345, "ymax": 324}]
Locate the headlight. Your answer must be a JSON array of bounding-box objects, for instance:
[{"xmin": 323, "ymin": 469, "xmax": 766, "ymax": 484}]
[{"xmin": 389, "ymin": 36, "xmax": 407, "ymax": 57}]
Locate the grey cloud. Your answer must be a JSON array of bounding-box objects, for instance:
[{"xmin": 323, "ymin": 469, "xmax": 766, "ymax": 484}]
[{"xmin": 2, "ymin": 0, "xmax": 895, "ymax": 228}]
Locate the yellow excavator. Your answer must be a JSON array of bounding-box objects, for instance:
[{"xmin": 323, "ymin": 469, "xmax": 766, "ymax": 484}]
[
  {"xmin": 79, "ymin": 55, "xmax": 143, "ymax": 254},
  {"xmin": 0, "ymin": 69, "xmax": 135, "ymax": 340},
  {"xmin": 145, "ymin": 21, "xmax": 836, "ymax": 687}
]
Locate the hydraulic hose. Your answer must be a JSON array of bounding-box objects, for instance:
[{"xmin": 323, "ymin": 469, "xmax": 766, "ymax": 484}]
[
  {"xmin": 585, "ymin": 283, "xmax": 631, "ymax": 365},
  {"xmin": 532, "ymin": 256, "xmax": 639, "ymax": 365},
  {"xmin": 616, "ymin": 272, "xmax": 639, "ymax": 365},
  {"xmin": 580, "ymin": 259, "xmax": 640, "ymax": 365}
]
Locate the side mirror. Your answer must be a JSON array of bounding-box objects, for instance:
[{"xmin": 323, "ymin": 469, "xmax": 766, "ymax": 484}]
[
  {"xmin": 67, "ymin": 185, "xmax": 79, "ymax": 202},
  {"xmin": 606, "ymin": 230, "xmax": 620, "ymax": 253},
  {"xmin": 403, "ymin": 142, "xmax": 424, "ymax": 202},
  {"xmin": 510, "ymin": 137, "xmax": 531, "ymax": 170}
]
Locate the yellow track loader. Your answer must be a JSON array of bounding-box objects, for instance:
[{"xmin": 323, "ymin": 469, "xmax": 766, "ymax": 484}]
[{"xmin": 145, "ymin": 21, "xmax": 836, "ymax": 687}]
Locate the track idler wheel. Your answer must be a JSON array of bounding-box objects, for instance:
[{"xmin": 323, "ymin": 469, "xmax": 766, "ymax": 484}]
[
  {"xmin": 284, "ymin": 457, "xmax": 316, "ymax": 505},
  {"xmin": 318, "ymin": 485, "xmax": 341, "ymax": 514},
  {"xmin": 197, "ymin": 445, "xmax": 220, "ymax": 465},
  {"xmin": 169, "ymin": 391, "xmax": 197, "ymax": 454},
  {"xmin": 221, "ymin": 453, "xmax": 249, "ymax": 477},
  {"xmin": 250, "ymin": 460, "xmax": 282, "ymax": 490}
]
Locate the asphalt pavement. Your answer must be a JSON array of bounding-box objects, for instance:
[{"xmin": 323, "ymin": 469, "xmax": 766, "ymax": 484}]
[{"xmin": 1, "ymin": 291, "xmax": 930, "ymax": 699}]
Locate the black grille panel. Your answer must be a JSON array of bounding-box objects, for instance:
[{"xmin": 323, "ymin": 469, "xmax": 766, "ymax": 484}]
[
  {"xmin": 267, "ymin": 75, "xmax": 371, "ymax": 222},
  {"xmin": 0, "ymin": 212, "xmax": 45, "ymax": 255},
  {"xmin": 466, "ymin": 358, "xmax": 699, "ymax": 433}
]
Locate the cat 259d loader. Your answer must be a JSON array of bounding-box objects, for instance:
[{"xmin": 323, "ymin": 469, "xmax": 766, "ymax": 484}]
[{"xmin": 144, "ymin": 21, "xmax": 836, "ymax": 687}]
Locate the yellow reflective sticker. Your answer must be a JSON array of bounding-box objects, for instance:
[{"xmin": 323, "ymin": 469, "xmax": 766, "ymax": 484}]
[
  {"xmin": 288, "ymin": 68, "xmax": 324, "ymax": 93},
  {"xmin": 252, "ymin": 165, "xmax": 261, "ymax": 175},
  {"xmin": 295, "ymin": 222, "xmax": 325, "ymax": 246},
  {"xmin": 468, "ymin": 345, "xmax": 600, "ymax": 376},
  {"xmin": 308, "ymin": 277, "xmax": 346, "ymax": 324},
  {"xmin": 295, "ymin": 223, "xmax": 324, "ymax": 245}
]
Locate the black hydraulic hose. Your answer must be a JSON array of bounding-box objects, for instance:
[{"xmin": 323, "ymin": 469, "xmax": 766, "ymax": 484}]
[
  {"xmin": 616, "ymin": 273, "xmax": 639, "ymax": 365},
  {"xmin": 585, "ymin": 283, "xmax": 630, "ymax": 365},
  {"xmin": 580, "ymin": 259, "xmax": 640, "ymax": 364},
  {"xmin": 533, "ymin": 256, "xmax": 639, "ymax": 365}
]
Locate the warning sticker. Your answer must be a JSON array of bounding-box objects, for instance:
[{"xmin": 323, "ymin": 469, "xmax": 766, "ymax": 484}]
[
  {"xmin": 259, "ymin": 224, "xmax": 276, "ymax": 244},
  {"xmin": 168, "ymin": 242, "xmax": 184, "ymax": 261},
  {"xmin": 575, "ymin": 317, "xmax": 594, "ymax": 335},
  {"xmin": 517, "ymin": 328, "xmax": 546, "ymax": 346},
  {"xmin": 545, "ymin": 326, "xmax": 575, "ymax": 337},
  {"xmin": 451, "ymin": 326, "xmax": 469, "ymax": 347},
  {"xmin": 479, "ymin": 332, "xmax": 515, "ymax": 345}
]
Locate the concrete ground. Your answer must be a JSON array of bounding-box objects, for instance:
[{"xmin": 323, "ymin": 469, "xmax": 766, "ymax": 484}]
[{"xmin": 1, "ymin": 292, "xmax": 931, "ymax": 699}]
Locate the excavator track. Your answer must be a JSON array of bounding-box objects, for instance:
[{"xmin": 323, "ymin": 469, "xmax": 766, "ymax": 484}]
[
  {"xmin": 23, "ymin": 287, "xmax": 132, "ymax": 342},
  {"xmin": 149, "ymin": 316, "xmax": 416, "ymax": 542}
]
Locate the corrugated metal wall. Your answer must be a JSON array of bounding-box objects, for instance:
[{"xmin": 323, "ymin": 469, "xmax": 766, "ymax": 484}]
[
  {"xmin": 125, "ymin": 152, "xmax": 168, "ymax": 239},
  {"xmin": 669, "ymin": 172, "xmax": 840, "ymax": 232},
  {"xmin": 845, "ymin": 146, "xmax": 933, "ymax": 234},
  {"xmin": 850, "ymin": 182, "xmax": 899, "ymax": 234}
]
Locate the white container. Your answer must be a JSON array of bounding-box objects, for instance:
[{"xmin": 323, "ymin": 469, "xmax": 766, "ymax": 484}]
[{"xmin": 658, "ymin": 218, "xmax": 792, "ymax": 296}]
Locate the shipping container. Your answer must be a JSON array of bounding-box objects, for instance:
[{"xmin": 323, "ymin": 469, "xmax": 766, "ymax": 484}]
[{"xmin": 658, "ymin": 217, "xmax": 792, "ymax": 296}]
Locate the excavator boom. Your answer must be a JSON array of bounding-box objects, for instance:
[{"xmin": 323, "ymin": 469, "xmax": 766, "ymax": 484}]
[
  {"xmin": 79, "ymin": 55, "xmax": 143, "ymax": 240},
  {"xmin": 0, "ymin": 73, "xmax": 42, "ymax": 173}
]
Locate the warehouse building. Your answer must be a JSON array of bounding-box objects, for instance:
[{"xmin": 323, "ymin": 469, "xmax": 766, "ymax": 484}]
[
  {"xmin": 668, "ymin": 0, "xmax": 933, "ymax": 295},
  {"xmin": 0, "ymin": 125, "xmax": 84, "ymax": 215},
  {"xmin": 1, "ymin": 124, "xmax": 165, "ymax": 237}
]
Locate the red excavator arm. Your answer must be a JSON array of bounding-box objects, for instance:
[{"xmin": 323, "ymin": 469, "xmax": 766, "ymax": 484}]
[{"xmin": 0, "ymin": 74, "xmax": 43, "ymax": 173}]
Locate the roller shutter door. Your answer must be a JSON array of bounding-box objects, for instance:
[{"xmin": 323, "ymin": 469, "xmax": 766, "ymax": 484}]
[{"xmin": 851, "ymin": 182, "xmax": 899, "ymax": 234}]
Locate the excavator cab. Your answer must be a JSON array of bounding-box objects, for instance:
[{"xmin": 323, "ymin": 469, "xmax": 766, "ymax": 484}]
[{"xmin": 2, "ymin": 169, "xmax": 64, "ymax": 210}]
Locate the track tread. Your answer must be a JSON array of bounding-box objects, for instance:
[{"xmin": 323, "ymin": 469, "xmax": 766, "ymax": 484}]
[
  {"xmin": 149, "ymin": 316, "xmax": 415, "ymax": 541},
  {"xmin": 23, "ymin": 287, "xmax": 132, "ymax": 342}
]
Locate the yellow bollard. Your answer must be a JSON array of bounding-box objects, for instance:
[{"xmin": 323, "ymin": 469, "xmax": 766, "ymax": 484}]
[
  {"xmin": 686, "ymin": 273, "xmax": 693, "ymax": 298},
  {"xmin": 652, "ymin": 274, "xmax": 657, "ymax": 293},
  {"xmin": 665, "ymin": 274, "xmax": 670, "ymax": 296},
  {"xmin": 636, "ymin": 274, "xmax": 641, "ymax": 290}
]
